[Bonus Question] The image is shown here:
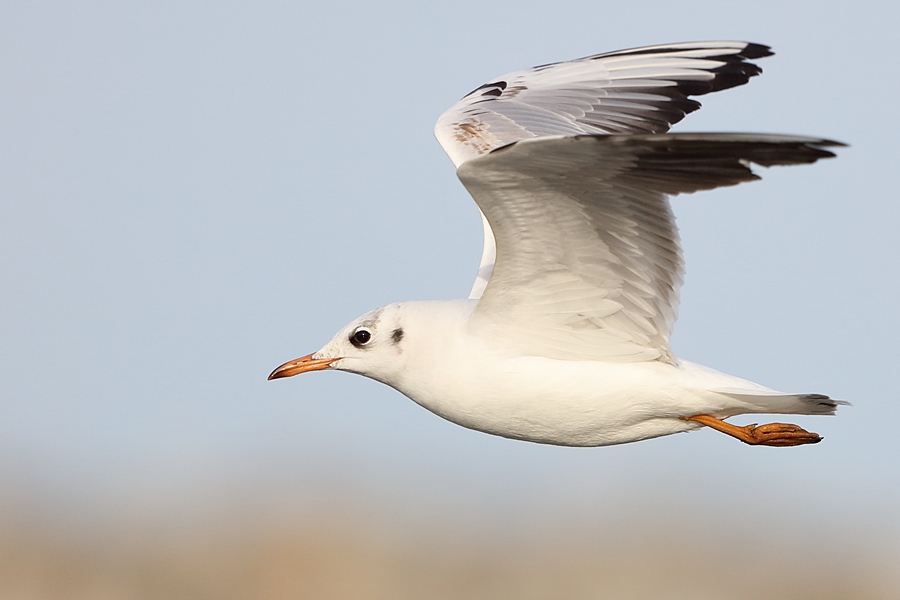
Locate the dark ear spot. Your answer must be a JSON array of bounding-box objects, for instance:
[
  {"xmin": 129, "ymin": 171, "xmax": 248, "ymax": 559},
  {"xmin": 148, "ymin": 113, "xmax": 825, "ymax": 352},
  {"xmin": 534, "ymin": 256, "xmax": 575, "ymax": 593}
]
[{"xmin": 391, "ymin": 328, "xmax": 404, "ymax": 345}]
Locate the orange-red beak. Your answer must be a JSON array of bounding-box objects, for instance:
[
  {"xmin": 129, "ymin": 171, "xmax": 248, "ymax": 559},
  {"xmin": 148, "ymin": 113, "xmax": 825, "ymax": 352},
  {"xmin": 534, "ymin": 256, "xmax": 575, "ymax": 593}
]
[{"xmin": 268, "ymin": 353, "xmax": 340, "ymax": 380}]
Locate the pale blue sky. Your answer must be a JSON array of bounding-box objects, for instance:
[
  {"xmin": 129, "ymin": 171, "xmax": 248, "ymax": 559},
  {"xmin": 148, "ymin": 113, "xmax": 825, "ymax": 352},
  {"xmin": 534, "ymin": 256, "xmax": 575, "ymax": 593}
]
[{"xmin": 1, "ymin": 0, "xmax": 897, "ymax": 568}]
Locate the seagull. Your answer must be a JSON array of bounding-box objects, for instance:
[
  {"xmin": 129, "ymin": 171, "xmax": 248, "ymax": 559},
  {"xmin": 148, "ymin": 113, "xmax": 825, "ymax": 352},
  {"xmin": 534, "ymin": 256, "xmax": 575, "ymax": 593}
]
[{"xmin": 270, "ymin": 41, "xmax": 845, "ymax": 448}]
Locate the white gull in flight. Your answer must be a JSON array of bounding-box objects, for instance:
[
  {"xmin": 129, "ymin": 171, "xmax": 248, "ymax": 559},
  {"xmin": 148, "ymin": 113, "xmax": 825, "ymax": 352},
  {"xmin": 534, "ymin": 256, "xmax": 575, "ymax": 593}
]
[{"xmin": 270, "ymin": 41, "xmax": 845, "ymax": 447}]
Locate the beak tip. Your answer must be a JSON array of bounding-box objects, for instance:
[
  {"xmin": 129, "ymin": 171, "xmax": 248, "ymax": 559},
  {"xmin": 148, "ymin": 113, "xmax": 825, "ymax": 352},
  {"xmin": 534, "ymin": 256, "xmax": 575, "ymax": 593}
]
[{"xmin": 267, "ymin": 368, "xmax": 289, "ymax": 380}]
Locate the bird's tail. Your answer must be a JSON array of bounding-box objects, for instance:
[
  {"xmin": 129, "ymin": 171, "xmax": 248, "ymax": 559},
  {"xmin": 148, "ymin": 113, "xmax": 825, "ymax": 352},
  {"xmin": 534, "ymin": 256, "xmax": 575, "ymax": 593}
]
[{"xmin": 713, "ymin": 388, "xmax": 848, "ymax": 416}]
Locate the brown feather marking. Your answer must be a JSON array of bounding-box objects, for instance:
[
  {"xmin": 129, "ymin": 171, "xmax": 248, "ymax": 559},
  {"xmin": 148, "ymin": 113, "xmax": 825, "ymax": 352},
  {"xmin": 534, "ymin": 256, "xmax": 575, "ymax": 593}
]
[{"xmin": 454, "ymin": 119, "xmax": 494, "ymax": 155}]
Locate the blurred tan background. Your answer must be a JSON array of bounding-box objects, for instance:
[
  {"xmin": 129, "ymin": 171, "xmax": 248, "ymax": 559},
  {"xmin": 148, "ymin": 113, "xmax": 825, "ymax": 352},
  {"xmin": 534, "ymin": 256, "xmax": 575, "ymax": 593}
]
[
  {"xmin": 1, "ymin": 492, "xmax": 897, "ymax": 599},
  {"xmin": 2, "ymin": 434, "xmax": 897, "ymax": 600}
]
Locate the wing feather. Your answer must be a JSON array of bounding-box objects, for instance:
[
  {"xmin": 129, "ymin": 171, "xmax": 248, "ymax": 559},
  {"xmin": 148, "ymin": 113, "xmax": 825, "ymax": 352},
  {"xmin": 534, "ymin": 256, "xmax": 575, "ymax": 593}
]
[
  {"xmin": 435, "ymin": 41, "xmax": 772, "ymax": 168},
  {"xmin": 458, "ymin": 134, "xmax": 842, "ymax": 362},
  {"xmin": 435, "ymin": 41, "xmax": 774, "ymax": 298}
]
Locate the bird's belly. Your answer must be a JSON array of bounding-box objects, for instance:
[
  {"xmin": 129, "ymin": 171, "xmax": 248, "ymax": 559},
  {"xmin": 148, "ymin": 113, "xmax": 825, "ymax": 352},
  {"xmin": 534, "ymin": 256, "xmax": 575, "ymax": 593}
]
[{"xmin": 397, "ymin": 357, "xmax": 709, "ymax": 447}]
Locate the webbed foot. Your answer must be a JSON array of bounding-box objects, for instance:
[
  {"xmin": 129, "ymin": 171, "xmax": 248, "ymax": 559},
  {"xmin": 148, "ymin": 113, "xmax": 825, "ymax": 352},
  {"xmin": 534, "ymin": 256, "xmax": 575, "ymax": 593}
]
[{"xmin": 682, "ymin": 414, "xmax": 822, "ymax": 447}]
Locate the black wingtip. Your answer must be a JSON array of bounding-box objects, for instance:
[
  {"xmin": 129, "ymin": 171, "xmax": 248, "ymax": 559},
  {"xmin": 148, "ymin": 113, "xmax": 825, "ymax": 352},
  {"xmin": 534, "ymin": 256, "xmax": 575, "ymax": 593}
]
[{"xmin": 740, "ymin": 42, "xmax": 774, "ymax": 59}]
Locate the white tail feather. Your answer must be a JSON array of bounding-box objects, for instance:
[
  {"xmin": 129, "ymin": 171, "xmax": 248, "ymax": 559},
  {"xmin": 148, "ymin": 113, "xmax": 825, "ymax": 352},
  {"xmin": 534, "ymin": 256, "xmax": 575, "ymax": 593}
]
[{"xmin": 713, "ymin": 389, "xmax": 847, "ymax": 416}]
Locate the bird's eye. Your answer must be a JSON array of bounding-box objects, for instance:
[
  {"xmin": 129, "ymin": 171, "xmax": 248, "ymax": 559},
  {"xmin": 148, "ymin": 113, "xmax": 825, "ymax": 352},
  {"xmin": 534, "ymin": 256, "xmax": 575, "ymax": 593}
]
[{"xmin": 350, "ymin": 328, "xmax": 372, "ymax": 347}]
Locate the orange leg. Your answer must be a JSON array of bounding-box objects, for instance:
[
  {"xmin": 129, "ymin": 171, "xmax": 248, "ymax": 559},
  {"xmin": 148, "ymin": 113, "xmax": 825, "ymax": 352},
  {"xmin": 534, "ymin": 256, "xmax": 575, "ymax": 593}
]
[{"xmin": 682, "ymin": 414, "xmax": 822, "ymax": 447}]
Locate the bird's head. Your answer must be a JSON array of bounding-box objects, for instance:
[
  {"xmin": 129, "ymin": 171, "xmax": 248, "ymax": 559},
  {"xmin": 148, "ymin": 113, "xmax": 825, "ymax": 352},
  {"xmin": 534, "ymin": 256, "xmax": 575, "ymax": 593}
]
[{"xmin": 268, "ymin": 303, "xmax": 409, "ymax": 386}]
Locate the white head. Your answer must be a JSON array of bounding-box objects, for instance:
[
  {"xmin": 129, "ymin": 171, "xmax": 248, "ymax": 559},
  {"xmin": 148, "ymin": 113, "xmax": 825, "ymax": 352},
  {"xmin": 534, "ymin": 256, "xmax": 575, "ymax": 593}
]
[{"xmin": 268, "ymin": 303, "xmax": 410, "ymax": 387}]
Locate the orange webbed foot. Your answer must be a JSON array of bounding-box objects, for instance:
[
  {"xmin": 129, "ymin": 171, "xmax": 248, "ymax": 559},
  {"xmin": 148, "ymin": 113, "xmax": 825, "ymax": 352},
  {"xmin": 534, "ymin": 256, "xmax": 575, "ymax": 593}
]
[{"xmin": 682, "ymin": 414, "xmax": 822, "ymax": 447}]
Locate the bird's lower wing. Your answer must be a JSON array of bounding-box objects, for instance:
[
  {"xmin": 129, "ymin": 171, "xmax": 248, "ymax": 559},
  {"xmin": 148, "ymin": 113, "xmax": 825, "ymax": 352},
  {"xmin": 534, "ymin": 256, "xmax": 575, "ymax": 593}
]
[{"xmin": 458, "ymin": 134, "xmax": 842, "ymax": 362}]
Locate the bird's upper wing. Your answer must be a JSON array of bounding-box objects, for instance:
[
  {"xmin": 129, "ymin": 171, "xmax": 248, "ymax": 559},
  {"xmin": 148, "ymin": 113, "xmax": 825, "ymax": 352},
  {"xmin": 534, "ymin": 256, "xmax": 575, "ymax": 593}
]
[
  {"xmin": 458, "ymin": 134, "xmax": 842, "ymax": 362},
  {"xmin": 435, "ymin": 41, "xmax": 772, "ymax": 167},
  {"xmin": 433, "ymin": 41, "xmax": 773, "ymax": 298}
]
